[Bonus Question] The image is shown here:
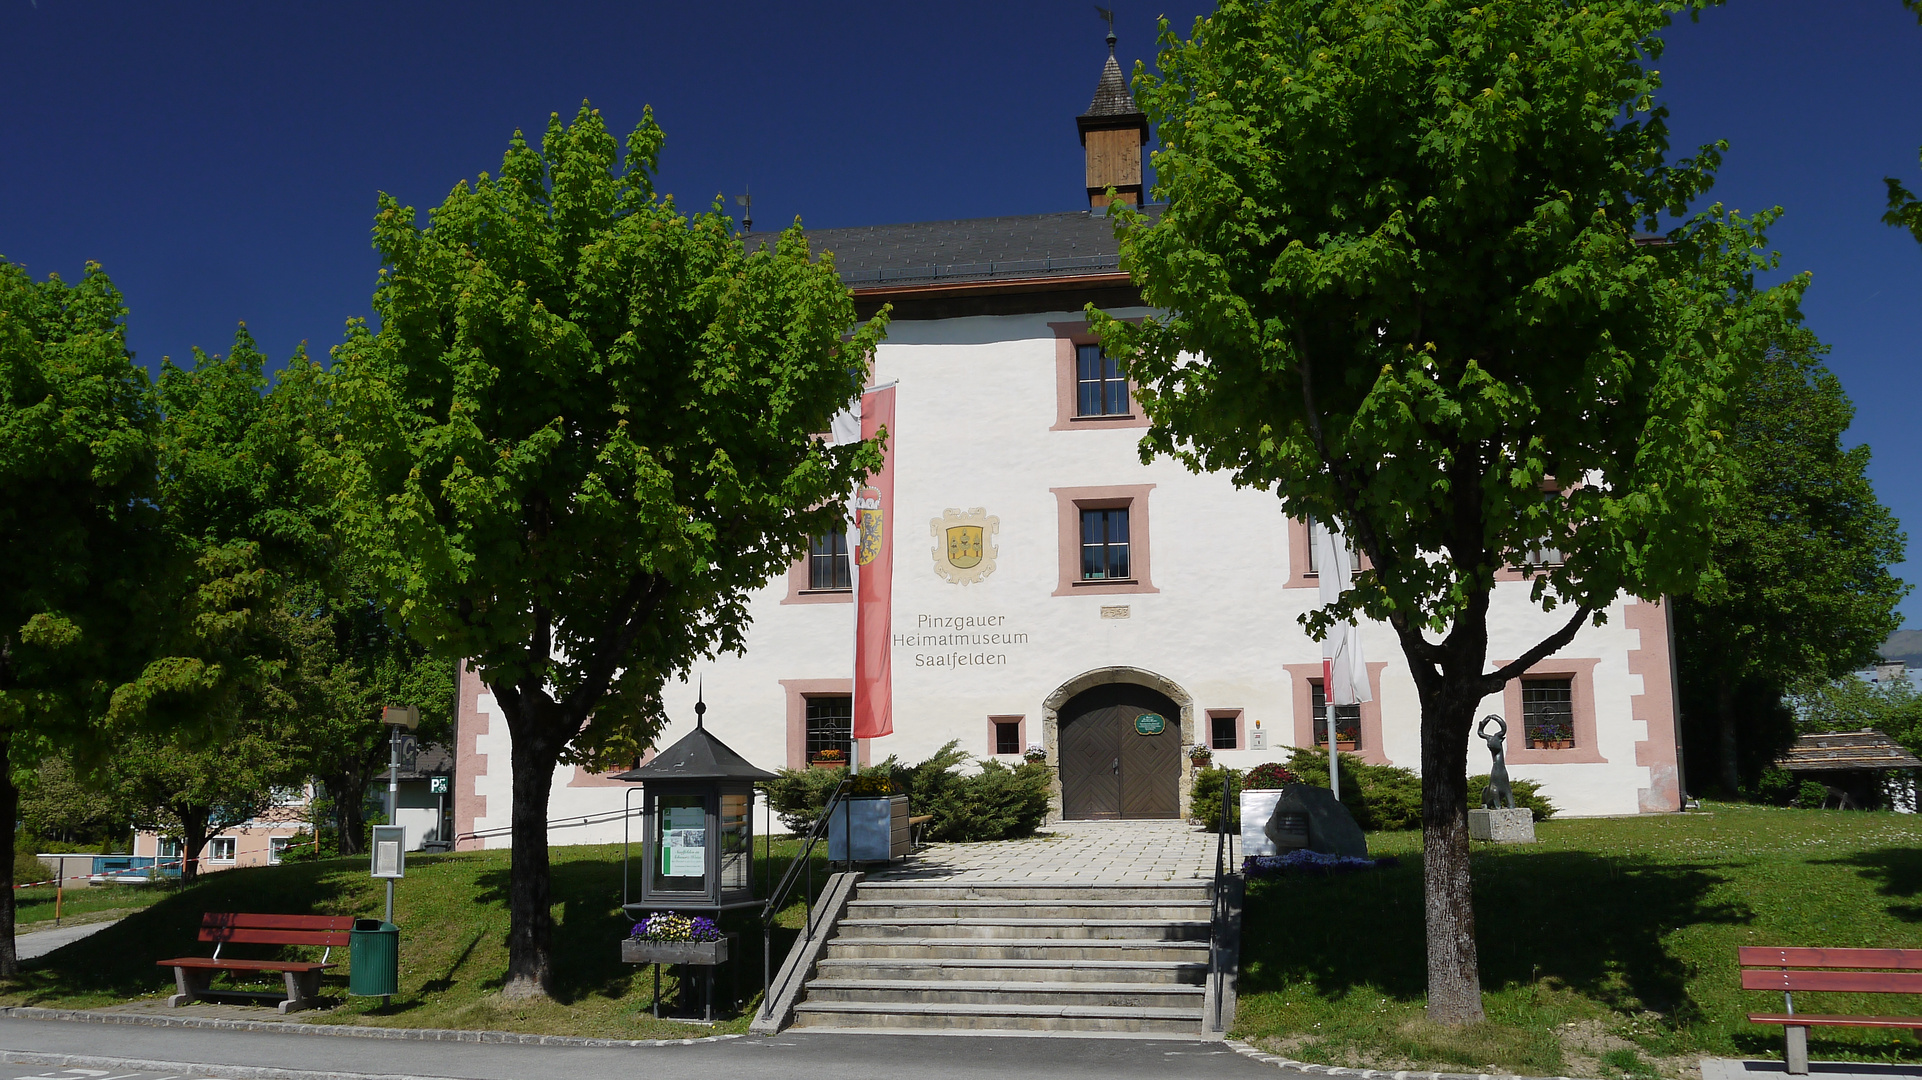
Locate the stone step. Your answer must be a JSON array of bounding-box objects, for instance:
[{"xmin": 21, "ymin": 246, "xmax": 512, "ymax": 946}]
[
  {"xmin": 825, "ymin": 937, "xmax": 1210, "ymax": 962},
  {"xmin": 812, "ymin": 957, "xmax": 1207, "ymax": 984},
  {"xmin": 790, "ymin": 999, "xmax": 1202, "ymax": 1034},
  {"xmin": 834, "ymin": 917, "xmax": 1210, "ymax": 941},
  {"xmin": 844, "ymin": 898, "xmax": 1211, "ymax": 921},
  {"xmin": 856, "ymin": 881, "xmax": 1212, "ymax": 902},
  {"xmin": 805, "ymin": 978, "xmax": 1205, "ymax": 1009}
]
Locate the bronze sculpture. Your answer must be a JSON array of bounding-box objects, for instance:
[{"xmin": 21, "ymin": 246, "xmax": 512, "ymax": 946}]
[{"xmin": 1478, "ymin": 715, "xmax": 1515, "ymax": 810}]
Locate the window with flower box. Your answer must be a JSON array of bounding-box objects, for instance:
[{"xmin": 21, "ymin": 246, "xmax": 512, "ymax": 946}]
[
  {"xmin": 805, "ymin": 695, "xmax": 853, "ymax": 765},
  {"xmin": 1522, "ymin": 678, "xmax": 1575, "ymax": 748},
  {"xmin": 1310, "ymin": 680, "xmax": 1363, "ymax": 750}
]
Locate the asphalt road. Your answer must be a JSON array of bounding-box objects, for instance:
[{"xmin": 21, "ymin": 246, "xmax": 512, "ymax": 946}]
[{"xmin": 0, "ymin": 1017, "xmax": 1285, "ymax": 1080}]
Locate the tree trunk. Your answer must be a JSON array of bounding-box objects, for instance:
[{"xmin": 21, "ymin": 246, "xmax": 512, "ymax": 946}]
[
  {"xmin": 1716, "ymin": 675, "xmax": 1740, "ymax": 796},
  {"xmin": 179, "ymin": 809, "xmax": 210, "ymax": 884},
  {"xmin": 1419, "ymin": 682, "xmax": 1484, "ymax": 1025},
  {"xmin": 0, "ymin": 733, "xmax": 18, "ymax": 977},
  {"xmin": 500, "ymin": 697, "xmax": 564, "ymax": 1000}
]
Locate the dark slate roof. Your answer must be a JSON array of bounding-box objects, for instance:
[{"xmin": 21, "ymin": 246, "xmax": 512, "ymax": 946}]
[
  {"xmin": 394, "ymin": 741, "xmax": 453, "ymax": 780},
  {"xmin": 610, "ymin": 724, "xmax": 777, "ymax": 783},
  {"xmin": 1084, "ymin": 49, "xmax": 1141, "ymax": 118},
  {"xmin": 748, "ymin": 207, "xmax": 1154, "ymax": 290},
  {"xmin": 1776, "ymin": 730, "xmax": 1922, "ymax": 772}
]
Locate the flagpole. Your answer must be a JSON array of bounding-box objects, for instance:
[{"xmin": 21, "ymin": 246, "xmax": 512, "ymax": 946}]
[{"xmin": 1323, "ymin": 657, "xmax": 1340, "ymax": 800}]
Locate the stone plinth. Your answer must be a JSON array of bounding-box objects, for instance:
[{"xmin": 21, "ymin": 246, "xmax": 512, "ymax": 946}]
[{"xmin": 1469, "ymin": 807, "xmax": 1536, "ymax": 843}]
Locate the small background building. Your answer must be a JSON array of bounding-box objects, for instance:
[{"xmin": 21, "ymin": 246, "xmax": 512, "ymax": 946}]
[{"xmin": 1775, "ymin": 730, "xmax": 1920, "ymax": 811}]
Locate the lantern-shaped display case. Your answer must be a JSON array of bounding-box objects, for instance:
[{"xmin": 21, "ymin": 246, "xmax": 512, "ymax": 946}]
[{"xmin": 614, "ymin": 714, "xmax": 775, "ymax": 918}]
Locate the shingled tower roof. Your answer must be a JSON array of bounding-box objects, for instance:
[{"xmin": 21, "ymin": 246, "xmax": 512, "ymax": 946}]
[
  {"xmin": 1076, "ymin": 27, "xmax": 1149, "ymax": 207},
  {"xmin": 1084, "ymin": 50, "xmax": 1139, "ymax": 118}
]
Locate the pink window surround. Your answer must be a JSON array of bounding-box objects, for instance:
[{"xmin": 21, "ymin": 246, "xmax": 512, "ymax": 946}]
[
  {"xmin": 780, "ymin": 678, "xmax": 867, "ymax": 770},
  {"xmin": 1625, "ymin": 598, "xmax": 1682, "ymax": 811},
  {"xmin": 781, "ymin": 548, "xmax": 853, "ymax": 605},
  {"xmin": 1284, "ymin": 661, "xmax": 1393, "ymax": 766},
  {"xmin": 1050, "ymin": 484, "xmax": 1159, "ymax": 596},
  {"xmin": 1284, "ymin": 516, "xmax": 1375, "ymax": 590},
  {"xmin": 1048, "ymin": 320, "xmax": 1151, "ymax": 431},
  {"xmin": 988, "ymin": 715, "xmax": 1027, "ymax": 757},
  {"xmin": 1498, "ymin": 656, "xmax": 1606, "ymax": 764},
  {"xmin": 1207, "ymin": 709, "xmax": 1246, "ymax": 751}
]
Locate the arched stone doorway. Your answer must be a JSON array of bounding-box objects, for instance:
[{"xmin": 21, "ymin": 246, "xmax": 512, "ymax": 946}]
[{"xmin": 1043, "ymin": 667, "xmax": 1194, "ymax": 821}]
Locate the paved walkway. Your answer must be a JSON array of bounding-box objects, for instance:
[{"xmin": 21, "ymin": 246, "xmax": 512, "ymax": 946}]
[
  {"xmin": 15, "ymin": 920, "xmax": 119, "ymax": 961},
  {"xmin": 1702, "ymin": 1059, "xmax": 1922, "ymax": 1080},
  {"xmin": 871, "ymin": 818, "xmax": 1222, "ymax": 883}
]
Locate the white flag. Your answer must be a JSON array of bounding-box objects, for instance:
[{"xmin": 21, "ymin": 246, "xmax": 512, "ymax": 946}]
[{"xmin": 1313, "ymin": 519, "xmax": 1372, "ymax": 705}]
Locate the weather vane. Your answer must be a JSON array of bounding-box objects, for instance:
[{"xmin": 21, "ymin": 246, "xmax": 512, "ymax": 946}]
[
  {"xmin": 1095, "ymin": 6, "xmax": 1116, "ymax": 49},
  {"xmin": 734, "ymin": 188, "xmax": 752, "ymax": 232}
]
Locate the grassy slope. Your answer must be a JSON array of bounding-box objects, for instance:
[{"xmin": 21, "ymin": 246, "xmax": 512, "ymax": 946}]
[
  {"xmin": 15, "ymin": 883, "xmax": 173, "ymax": 931},
  {"xmin": 0, "ymin": 839, "xmax": 831, "ymax": 1039},
  {"xmin": 1235, "ymin": 803, "xmax": 1922, "ymax": 1077}
]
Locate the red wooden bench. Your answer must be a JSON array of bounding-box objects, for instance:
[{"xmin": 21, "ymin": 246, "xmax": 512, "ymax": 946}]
[
  {"xmin": 157, "ymin": 913, "xmax": 354, "ymax": 1013},
  {"xmin": 1740, "ymin": 946, "xmax": 1922, "ymax": 1074}
]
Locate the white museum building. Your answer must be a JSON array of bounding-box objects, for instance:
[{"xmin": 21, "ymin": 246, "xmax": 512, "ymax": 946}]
[{"xmin": 450, "ymin": 39, "xmax": 1684, "ymax": 849}]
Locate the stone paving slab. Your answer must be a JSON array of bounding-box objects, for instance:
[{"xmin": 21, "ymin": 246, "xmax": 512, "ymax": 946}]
[{"xmin": 872, "ymin": 819, "xmax": 1221, "ymax": 883}]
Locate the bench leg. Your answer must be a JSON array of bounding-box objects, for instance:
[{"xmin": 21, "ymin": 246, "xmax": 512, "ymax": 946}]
[
  {"xmin": 1785, "ymin": 1025, "xmax": 1809, "ymax": 1075},
  {"xmin": 168, "ymin": 967, "xmax": 212, "ymax": 1008},
  {"xmin": 277, "ymin": 969, "xmax": 323, "ymax": 1014}
]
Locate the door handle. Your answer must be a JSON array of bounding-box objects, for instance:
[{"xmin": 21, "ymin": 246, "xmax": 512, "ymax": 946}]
[{"xmin": 1112, "ymin": 757, "xmax": 1119, "ymax": 774}]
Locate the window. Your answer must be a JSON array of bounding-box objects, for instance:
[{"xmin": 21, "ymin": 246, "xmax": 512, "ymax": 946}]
[
  {"xmin": 1523, "ymin": 489, "xmax": 1564, "ymax": 567},
  {"xmin": 994, "ymin": 720, "xmax": 1020, "ymax": 756},
  {"xmin": 207, "ymin": 837, "xmax": 236, "ymax": 863},
  {"xmin": 269, "ymin": 837, "xmax": 290, "ymax": 865},
  {"xmin": 1076, "ymin": 343, "xmax": 1130, "ymax": 416},
  {"xmin": 1210, "ymin": 714, "xmax": 1239, "ymax": 750},
  {"xmin": 1522, "ymin": 678, "xmax": 1575, "ymax": 747},
  {"xmin": 157, "ymin": 838, "xmax": 181, "ymax": 859},
  {"xmin": 1310, "ymin": 681, "xmax": 1363, "ymax": 749},
  {"xmin": 1306, "ymin": 519, "xmax": 1360, "ymax": 575},
  {"xmin": 808, "ymin": 530, "xmax": 851, "ymax": 591},
  {"xmin": 1080, "ymin": 507, "xmax": 1131, "ymax": 580},
  {"xmin": 805, "ymin": 695, "xmax": 853, "ymax": 765}
]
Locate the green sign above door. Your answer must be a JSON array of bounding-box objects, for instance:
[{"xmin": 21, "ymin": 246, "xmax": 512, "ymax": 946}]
[{"xmin": 1134, "ymin": 713, "xmax": 1166, "ymax": 736}]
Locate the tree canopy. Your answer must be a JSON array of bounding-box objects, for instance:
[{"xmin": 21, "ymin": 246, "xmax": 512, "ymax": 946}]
[
  {"xmin": 1673, "ymin": 332, "xmax": 1907, "ymax": 794},
  {"xmin": 323, "ymin": 104, "xmax": 886, "ymax": 995},
  {"xmin": 1095, "ymin": 0, "xmax": 1804, "ymax": 1023}
]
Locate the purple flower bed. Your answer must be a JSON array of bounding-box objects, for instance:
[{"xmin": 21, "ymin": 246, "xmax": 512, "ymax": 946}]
[
  {"xmin": 629, "ymin": 911, "xmax": 722, "ymax": 942},
  {"xmin": 1243, "ymin": 850, "xmax": 1400, "ymax": 879}
]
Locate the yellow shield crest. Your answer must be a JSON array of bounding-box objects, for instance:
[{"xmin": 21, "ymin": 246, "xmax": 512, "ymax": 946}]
[
  {"xmin": 857, "ymin": 507, "xmax": 884, "ymax": 566},
  {"xmin": 946, "ymin": 525, "xmax": 984, "ymax": 568},
  {"xmin": 930, "ymin": 508, "xmax": 999, "ymax": 586}
]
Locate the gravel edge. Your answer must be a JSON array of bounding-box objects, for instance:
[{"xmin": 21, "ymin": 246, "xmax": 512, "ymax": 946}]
[
  {"xmin": 0, "ymin": 1005, "xmax": 745, "ymax": 1048},
  {"xmin": 1222, "ymin": 1038, "xmax": 1582, "ymax": 1080}
]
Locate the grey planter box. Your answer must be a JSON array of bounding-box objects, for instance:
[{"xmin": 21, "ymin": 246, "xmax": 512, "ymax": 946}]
[
  {"xmin": 621, "ymin": 937, "xmax": 729, "ymax": 966},
  {"xmin": 827, "ymin": 795, "xmax": 911, "ymax": 862}
]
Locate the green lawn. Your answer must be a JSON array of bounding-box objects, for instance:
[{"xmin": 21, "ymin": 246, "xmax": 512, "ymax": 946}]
[
  {"xmin": 1234, "ymin": 803, "xmax": 1922, "ymax": 1077},
  {"xmin": 15, "ymin": 882, "xmax": 174, "ymax": 932},
  {"xmin": 0, "ymin": 839, "xmax": 833, "ymax": 1039}
]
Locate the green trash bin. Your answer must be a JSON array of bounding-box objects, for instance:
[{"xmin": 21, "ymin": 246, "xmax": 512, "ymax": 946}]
[{"xmin": 348, "ymin": 918, "xmax": 399, "ymax": 997}]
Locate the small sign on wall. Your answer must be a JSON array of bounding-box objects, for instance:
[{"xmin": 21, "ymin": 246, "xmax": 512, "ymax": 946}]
[
  {"xmin": 1250, "ymin": 722, "xmax": 1268, "ymax": 750},
  {"xmin": 1135, "ymin": 713, "xmax": 1166, "ymax": 736}
]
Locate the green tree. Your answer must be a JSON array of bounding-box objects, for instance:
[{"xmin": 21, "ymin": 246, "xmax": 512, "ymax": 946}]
[
  {"xmin": 0, "ymin": 259, "xmax": 167, "ymax": 974},
  {"xmin": 323, "ymin": 105, "xmax": 884, "ymax": 996},
  {"xmin": 113, "ymin": 715, "xmax": 293, "ymax": 883},
  {"xmin": 1673, "ymin": 333, "xmax": 1906, "ymax": 794},
  {"xmin": 1094, "ymin": 0, "xmax": 1803, "ymax": 1022},
  {"xmin": 1890, "ymin": 3, "xmax": 1922, "ymax": 242},
  {"xmin": 18, "ymin": 756, "xmax": 131, "ymax": 851},
  {"xmin": 1792, "ymin": 674, "xmax": 1922, "ymax": 754}
]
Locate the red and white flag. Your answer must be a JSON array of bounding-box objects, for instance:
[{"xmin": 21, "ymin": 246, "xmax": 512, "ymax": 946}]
[
  {"xmin": 833, "ymin": 384, "xmax": 897, "ymax": 740},
  {"xmin": 1313, "ymin": 518, "xmax": 1372, "ymax": 706}
]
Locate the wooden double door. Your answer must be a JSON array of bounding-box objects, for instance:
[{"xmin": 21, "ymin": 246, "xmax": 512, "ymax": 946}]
[{"xmin": 1058, "ymin": 684, "xmax": 1182, "ymax": 820}]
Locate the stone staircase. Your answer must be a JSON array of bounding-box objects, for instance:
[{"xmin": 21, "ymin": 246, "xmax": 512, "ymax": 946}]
[{"xmin": 789, "ymin": 879, "xmax": 1214, "ymax": 1035}]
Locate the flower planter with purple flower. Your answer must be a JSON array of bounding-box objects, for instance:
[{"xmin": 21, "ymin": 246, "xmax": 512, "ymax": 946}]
[{"xmin": 623, "ymin": 911, "xmax": 728, "ymax": 966}]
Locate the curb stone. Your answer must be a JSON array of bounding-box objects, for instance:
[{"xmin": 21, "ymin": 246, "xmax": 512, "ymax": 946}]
[
  {"xmin": 1222, "ymin": 1039, "xmax": 1581, "ymax": 1080},
  {"xmin": 0, "ymin": 1005, "xmax": 745, "ymax": 1048}
]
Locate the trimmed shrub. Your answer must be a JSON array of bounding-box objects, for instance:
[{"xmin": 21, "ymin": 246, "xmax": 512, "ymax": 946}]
[
  {"xmin": 1189, "ymin": 766, "xmax": 1239, "ymax": 832},
  {"xmin": 1283, "ymin": 749, "xmax": 1424, "ymax": 831},
  {"xmin": 1242, "ymin": 762, "xmax": 1298, "ymax": 789},
  {"xmin": 761, "ymin": 765, "xmax": 849, "ymax": 834},
  {"xmin": 760, "ymin": 740, "xmax": 1050, "ymax": 842}
]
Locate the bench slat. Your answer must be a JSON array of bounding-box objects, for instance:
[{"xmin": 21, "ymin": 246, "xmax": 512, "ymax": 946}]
[
  {"xmin": 1738, "ymin": 947, "xmax": 1922, "ymax": 971},
  {"xmin": 1749, "ymin": 1013, "xmax": 1922, "ymax": 1029},
  {"xmin": 157, "ymin": 958, "xmax": 334, "ymax": 973},
  {"xmin": 1741, "ymin": 969, "xmax": 1922, "ymax": 994},
  {"xmin": 198, "ymin": 927, "xmax": 351, "ymax": 947}
]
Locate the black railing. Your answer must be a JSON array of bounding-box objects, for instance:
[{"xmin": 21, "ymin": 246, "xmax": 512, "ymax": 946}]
[
  {"xmin": 1208, "ymin": 769, "xmax": 1237, "ymax": 1033},
  {"xmin": 759, "ymin": 777, "xmax": 854, "ymax": 1020}
]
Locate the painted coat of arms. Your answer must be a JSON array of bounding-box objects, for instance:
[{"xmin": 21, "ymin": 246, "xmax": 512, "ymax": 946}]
[{"xmin": 930, "ymin": 508, "xmax": 999, "ymax": 585}]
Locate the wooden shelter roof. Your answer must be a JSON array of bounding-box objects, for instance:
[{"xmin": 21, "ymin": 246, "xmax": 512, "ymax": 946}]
[{"xmin": 1776, "ymin": 730, "xmax": 1922, "ymax": 772}]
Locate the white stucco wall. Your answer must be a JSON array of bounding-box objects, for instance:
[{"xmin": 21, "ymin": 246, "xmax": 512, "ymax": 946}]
[{"xmin": 455, "ymin": 307, "xmax": 1682, "ymax": 847}]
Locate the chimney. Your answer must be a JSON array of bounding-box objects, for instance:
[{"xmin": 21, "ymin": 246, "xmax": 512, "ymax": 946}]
[{"xmin": 1077, "ymin": 27, "xmax": 1149, "ymax": 209}]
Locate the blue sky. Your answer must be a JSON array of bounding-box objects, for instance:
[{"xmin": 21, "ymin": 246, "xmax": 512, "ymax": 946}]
[{"xmin": 4, "ymin": 1, "xmax": 1919, "ymax": 624}]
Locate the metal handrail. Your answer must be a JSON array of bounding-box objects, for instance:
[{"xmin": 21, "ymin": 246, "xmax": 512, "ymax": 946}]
[
  {"xmin": 759, "ymin": 777, "xmax": 854, "ymax": 1019},
  {"xmin": 1208, "ymin": 768, "xmax": 1237, "ymax": 1032}
]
